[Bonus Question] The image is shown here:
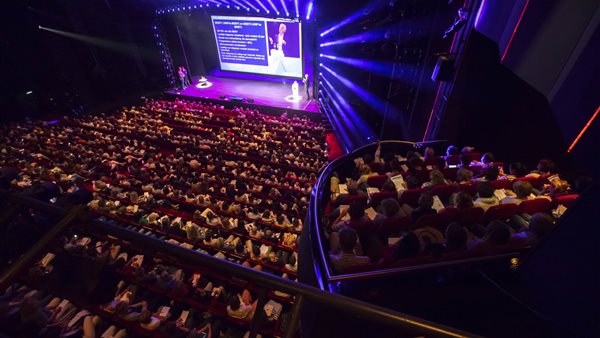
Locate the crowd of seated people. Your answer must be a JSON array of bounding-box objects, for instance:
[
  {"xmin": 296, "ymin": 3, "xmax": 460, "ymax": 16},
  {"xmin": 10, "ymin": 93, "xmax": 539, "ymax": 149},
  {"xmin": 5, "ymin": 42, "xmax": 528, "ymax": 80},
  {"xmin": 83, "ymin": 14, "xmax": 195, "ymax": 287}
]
[
  {"xmin": 0, "ymin": 97, "xmax": 327, "ymax": 336},
  {"xmin": 324, "ymin": 143, "xmax": 582, "ymax": 273},
  {"xmin": 0, "ymin": 98, "xmax": 325, "ymax": 277},
  {"xmin": 0, "ymin": 224, "xmax": 293, "ymax": 338}
]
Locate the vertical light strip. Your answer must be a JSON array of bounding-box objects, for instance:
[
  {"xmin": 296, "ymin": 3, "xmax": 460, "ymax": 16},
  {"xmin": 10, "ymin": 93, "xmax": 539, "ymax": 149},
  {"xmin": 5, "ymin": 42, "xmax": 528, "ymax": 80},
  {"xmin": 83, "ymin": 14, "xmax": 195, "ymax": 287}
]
[
  {"xmin": 567, "ymin": 104, "xmax": 600, "ymax": 153},
  {"xmin": 306, "ymin": 1, "xmax": 313, "ymax": 20},
  {"xmin": 422, "ymin": 83, "xmax": 443, "ymax": 142},
  {"xmin": 294, "ymin": 0, "xmax": 299, "ymax": 17},
  {"xmin": 265, "ymin": 0, "xmax": 280, "ymax": 15},
  {"xmin": 254, "ymin": 0, "xmax": 270, "ymax": 14},
  {"xmin": 501, "ymin": 0, "xmax": 531, "ymax": 62},
  {"xmin": 279, "ymin": 0, "xmax": 289, "ymax": 16},
  {"xmin": 474, "ymin": 0, "xmax": 487, "ymax": 28}
]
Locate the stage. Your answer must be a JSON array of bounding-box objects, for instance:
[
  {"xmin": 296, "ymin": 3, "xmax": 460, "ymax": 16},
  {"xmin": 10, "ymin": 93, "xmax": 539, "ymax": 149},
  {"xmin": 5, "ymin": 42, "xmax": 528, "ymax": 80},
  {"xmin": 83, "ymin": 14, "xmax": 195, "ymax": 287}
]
[{"xmin": 167, "ymin": 76, "xmax": 321, "ymax": 113}]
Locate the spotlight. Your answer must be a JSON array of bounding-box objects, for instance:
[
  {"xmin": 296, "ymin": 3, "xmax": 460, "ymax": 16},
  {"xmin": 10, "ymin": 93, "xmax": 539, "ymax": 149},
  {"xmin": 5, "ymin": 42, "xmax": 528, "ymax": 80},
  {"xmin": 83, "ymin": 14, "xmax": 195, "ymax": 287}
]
[
  {"xmin": 319, "ymin": 53, "xmax": 323, "ymax": 57},
  {"xmin": 319, "ymin": 63, "xmax": 322, "ymax": 66}
]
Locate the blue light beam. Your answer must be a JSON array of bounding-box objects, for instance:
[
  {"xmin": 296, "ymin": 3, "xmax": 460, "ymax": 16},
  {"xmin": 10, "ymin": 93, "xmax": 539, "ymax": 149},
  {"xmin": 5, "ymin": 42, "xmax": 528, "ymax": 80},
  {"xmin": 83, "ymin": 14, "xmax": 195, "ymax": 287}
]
[
  {"xmin": 321, "ymin": 64, "xmax": 408, "ymax": 138},
  {"xmin": 265, "ymin": 0, "xmax": 280, "ymax": 15},
  {"xmin": 305, "ymin": 1, "xmax": 313, "ymax": 20},
  {"xmin": 279, "ymin": 0, "xmax": 289, "ymax": 16},
  {"xmin": 253, "ymin": 0, "xmax": 270, "ymax": 13},
  {"xmin": 320, "ymin": 0, "xmax": 387, "ymax": 37}
]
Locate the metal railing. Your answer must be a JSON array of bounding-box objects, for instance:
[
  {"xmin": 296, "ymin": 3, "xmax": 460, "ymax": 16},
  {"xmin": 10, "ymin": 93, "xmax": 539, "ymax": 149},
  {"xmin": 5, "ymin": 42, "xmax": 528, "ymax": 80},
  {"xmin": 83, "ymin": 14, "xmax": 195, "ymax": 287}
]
[{"xmin": 0, "ymin": 192, "xmax": 483, "ymax": 338}]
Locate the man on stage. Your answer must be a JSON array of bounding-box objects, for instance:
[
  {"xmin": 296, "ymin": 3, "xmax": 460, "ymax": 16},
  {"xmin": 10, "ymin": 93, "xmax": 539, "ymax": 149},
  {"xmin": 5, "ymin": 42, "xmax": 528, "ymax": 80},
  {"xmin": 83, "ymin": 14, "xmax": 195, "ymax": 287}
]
[{"xmin": 302, "ymin": 74, "xmax": 310, "ymax": 100}]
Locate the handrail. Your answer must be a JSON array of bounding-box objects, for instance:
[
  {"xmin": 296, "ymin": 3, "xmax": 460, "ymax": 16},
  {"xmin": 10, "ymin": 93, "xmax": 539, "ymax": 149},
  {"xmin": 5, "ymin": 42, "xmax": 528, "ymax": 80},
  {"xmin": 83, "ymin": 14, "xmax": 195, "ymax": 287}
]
[
  {"xmin": 0, "ymin": 192, "xmax": 484, "ymax": 338},
  {"xmin": 310, "ymin": 141, "xmax": 423, "ymax": 286}
]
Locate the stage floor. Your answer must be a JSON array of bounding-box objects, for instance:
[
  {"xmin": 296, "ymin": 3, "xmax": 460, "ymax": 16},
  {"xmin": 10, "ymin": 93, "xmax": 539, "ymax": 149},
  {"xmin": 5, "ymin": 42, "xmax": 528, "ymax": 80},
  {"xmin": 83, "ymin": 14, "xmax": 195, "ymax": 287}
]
[{"xmin": 167, "ymin": 76, "xmax": 321, "ymax": 113}]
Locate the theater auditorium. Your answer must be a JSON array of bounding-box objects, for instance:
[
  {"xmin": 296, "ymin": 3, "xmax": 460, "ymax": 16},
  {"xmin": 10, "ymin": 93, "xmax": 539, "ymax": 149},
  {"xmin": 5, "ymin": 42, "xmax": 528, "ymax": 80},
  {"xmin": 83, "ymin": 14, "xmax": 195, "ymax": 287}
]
[{"xmin": 0, "ymin": 0, "xmax": 598, "ymax": 337}]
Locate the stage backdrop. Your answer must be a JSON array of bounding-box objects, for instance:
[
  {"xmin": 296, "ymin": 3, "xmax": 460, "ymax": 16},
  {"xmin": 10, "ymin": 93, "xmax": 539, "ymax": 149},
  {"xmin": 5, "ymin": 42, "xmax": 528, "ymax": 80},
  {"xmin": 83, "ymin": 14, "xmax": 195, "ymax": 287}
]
[{"xmin": 211, "ymin": 16, "xmax": 303, "ymax": 79}]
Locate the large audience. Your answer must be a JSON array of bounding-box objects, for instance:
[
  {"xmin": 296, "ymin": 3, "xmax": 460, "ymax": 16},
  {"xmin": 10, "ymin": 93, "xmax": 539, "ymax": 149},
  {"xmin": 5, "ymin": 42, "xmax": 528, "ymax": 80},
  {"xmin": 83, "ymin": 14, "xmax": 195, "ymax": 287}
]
[
  {"xmin": 324, "ymin": 144, "xmax": 582, "ymax": 273},
  {"xmin": 0, "ymin": 97, "xmax": 327, "ymax": 337}
]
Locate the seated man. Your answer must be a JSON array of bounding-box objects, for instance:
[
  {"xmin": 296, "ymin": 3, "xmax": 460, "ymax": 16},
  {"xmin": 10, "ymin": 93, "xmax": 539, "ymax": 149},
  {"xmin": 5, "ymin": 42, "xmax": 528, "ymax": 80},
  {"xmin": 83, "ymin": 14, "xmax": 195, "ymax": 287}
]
[
  {"xmin": 329, "ymin": 226, "xmax": 370, "ymax": 272},
  {"xmin": 502, "ymin": 181, "xmax": 534, "ymax": 205},
  {"xmin": 468, "ymin": 220, "xmax": 511, "ymax": 253},
  {"xmin": 411, "ymin": 193, "xmax": 437, "ymax": 222},
  {"xmin": 510, "ymin": 212, "xmax": 554, "ymax": 246}
]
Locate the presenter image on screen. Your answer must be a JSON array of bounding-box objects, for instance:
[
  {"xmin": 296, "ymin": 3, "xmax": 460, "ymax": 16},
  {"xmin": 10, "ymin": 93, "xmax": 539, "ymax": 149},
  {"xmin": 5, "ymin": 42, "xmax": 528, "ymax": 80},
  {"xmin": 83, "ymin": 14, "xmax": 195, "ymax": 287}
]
[{"xmin": 269, "ymin": 23, "xmax": 288, "ymax": 74}]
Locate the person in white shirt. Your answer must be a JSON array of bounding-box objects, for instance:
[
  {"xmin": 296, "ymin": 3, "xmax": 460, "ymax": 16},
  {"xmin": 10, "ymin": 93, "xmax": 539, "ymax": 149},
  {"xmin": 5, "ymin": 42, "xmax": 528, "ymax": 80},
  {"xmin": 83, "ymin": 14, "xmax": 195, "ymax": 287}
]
[{"xmin": 474, "ymin": 181, "xmax": 499, "ymax": 211}]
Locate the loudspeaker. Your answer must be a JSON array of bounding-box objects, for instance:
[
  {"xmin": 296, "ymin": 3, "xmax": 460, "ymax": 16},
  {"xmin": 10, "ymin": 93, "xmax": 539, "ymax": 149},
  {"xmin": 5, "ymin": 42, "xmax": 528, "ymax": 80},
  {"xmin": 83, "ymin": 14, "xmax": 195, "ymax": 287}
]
[
  {"xmin": 230, "ymin": 96, "xmax": 244, "ymax": 103},
  {"xmin": 431, "ymin": 54, "xmax": 455, "ymax": 81},
  {"xmin": 248, "ymin": 98, "xmax": 254, "ymax": 103},
  {"xmin": 219, "ymin": 95, "xmax": 226, "ymax": 99}
]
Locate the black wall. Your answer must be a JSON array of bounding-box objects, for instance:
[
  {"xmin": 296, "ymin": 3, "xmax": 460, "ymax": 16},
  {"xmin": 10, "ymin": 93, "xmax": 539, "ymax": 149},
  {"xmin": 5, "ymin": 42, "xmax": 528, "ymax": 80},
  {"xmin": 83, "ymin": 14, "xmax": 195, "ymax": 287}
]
[{"xmin": 1, "ymin": 0, "xmax": 165, "ymax": 122}]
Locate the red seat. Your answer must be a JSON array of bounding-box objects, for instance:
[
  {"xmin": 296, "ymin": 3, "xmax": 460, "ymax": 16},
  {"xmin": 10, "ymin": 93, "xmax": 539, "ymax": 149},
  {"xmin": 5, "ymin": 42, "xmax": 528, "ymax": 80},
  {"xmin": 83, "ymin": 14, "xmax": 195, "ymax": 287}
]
[
  {"xmin": 514, "ymin": 176, "xmax": 541, "ymax": 188},
  {"xmin": 491, "ymin": 180, "xmax": 513, "ymax": 190},
  {"xmin": 398, "ymin": 188, "xmax": 424, "ymax": 207},
  {"xmin": 445, "ymin": 155, "xmax": 460, "ymax": 166},
  {"xmin": 457, "ymin": 183, "xmax": 477, "ymax": 196},
  {"xmin": 442, "ymin": 167, "xmax": 458, "ymax": 181},
  {"xmin": 518, "ymin": 198, "xmax": 551, "ymax": 214},
  {"xmin": 551, "ymin": 194, "xmax": 579, "ymax": 208},
  {"xmin": 431, "ymin": 184, "xmax": 458, "ymax": 203},
  {"xmin": 340, "ymin": 194, "xmax": 369, "ymax": 205},
  {"xmin": 369, "ymin": 191, "xmax": 398, "ymax": 208},
  {"xmin": 412, "ymin": 208, "xmax": 458, "ymax": 232},
  {"xmin": 367, "ymin": 175, "xmax": 389, "ymax": 189},
  {"xmin": 482, "ymin": 204, "xmax": 520, "ymax": 224},
  {"xmin": 378, "ymin": 216, "xmax": 412, "ymax": 237},
  {"xmin": 468, "ymin": 152, "xmax": 482, "ymax": 162},
  {"xmin": 455, "ymin": 207, "xmax": 484, "ymax": 224}
]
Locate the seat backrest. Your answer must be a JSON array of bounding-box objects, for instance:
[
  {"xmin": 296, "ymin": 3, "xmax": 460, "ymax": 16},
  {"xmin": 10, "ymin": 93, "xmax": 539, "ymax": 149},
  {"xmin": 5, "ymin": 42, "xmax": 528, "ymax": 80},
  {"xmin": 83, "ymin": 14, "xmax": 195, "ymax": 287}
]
[
  {"xmin": 378, "ymin": 216, "xmax": 412, "ymax": 237},
  {"xmin": 431, "ymin": 184, "xmax": 458, "ymax": 202},
  {"xmin": 483, "ymin": 203, "xmax": 520, "ymax": 223},
  {"xmin": 551, "ymin": 194, "xmax": 579, "ymax": 208},
  {"xmin": 369, "ymin": 191, "xmax": 398, "ymax": 209},
  {"xmin": 455, "ymin": 206, "xmax": 485, "ymax": 224},
  {"xmin": 398, "ymin": 188, "xmax": 424, "ymax": 207},
  {"xmin": 518, "ymin": 198, "xmax": 551, "ymax": 214},
  {"xmin": 491, "ymin": 179, "xmax": 513, "ymax": 190},
  {"xmin": 340, "ymin": 194, "xmax": 369, "ymax": 206},
  {"xmin": 457, "ymin": 183, "xmax": 478, "ymax": 196},
  {"xmin": 366, "ymin": 174, "xmax": 390, "ymax": 189}
]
